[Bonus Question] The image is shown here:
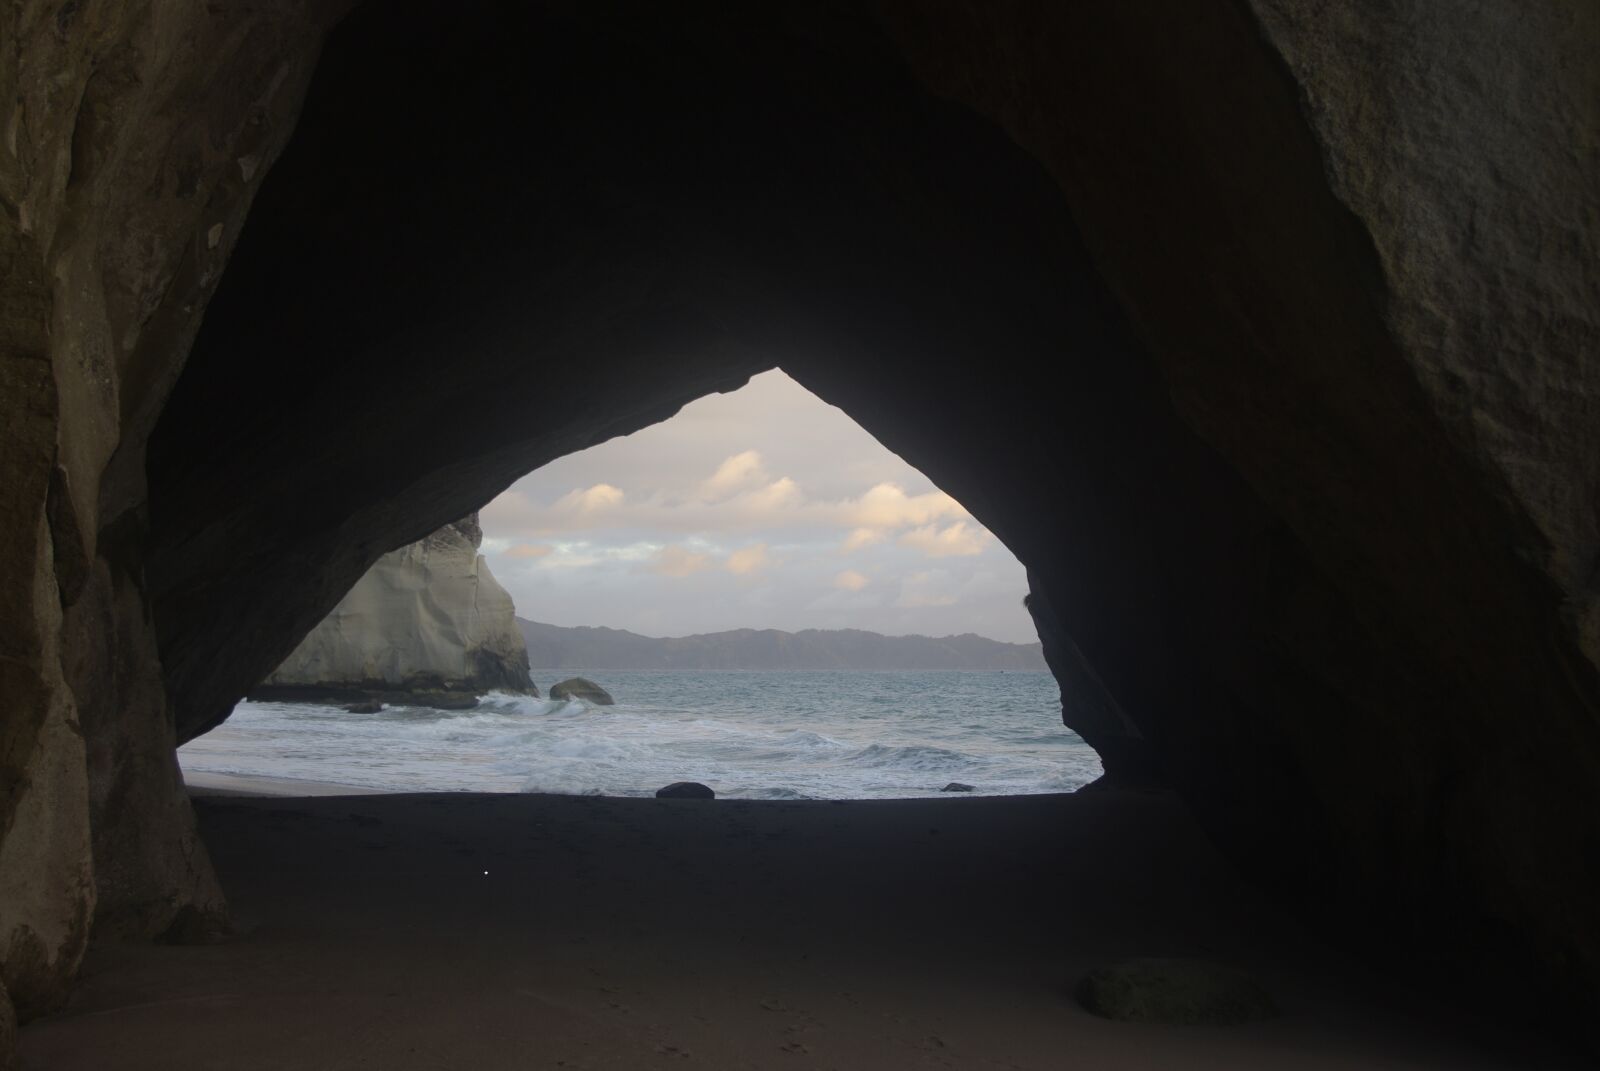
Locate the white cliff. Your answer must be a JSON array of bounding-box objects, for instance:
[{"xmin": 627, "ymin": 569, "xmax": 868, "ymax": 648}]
[{"xmin": 262, "ymin": 514, "xmax": 533, "ymax": 698}]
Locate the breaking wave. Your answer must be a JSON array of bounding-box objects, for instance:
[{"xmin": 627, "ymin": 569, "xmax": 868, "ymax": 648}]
[{"xmin": 180, "ymin": 670, "xmax": 1103, "ymax": 799}]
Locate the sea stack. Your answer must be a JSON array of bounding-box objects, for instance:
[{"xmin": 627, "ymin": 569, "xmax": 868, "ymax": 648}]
[{"xmin": 255, "ymin": 514, "xmax": 534, "ymax": 706}]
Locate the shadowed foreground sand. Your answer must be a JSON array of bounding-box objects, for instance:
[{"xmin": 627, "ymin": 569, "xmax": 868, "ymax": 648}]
[{"xmin": 20, "ymin": 788, "xmax": 1578, "ymax": 1069}]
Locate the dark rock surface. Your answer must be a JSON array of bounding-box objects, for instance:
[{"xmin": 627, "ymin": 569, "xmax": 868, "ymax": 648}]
[
  {"xmin": 0, "ymin": 980, "xmax": 11, "ymax": 1071},
  {"xmin": 0, "ymin": 0, "xmax": 1596, "ymax": 1055},
  {"xmin": 940, "ymin": 783, "xmax": 974, "ymax": 793},
  {"xmin": 549, "ymin": 678, "xmax": 615, "ymax": 706},
  {"xmin": 343, "ymin": 701, "xmax": 383, "ymax": 714},
  {"xmin": 655, "ymin": 783, "xmax": 716, "ymax": 800},
  {"xmin": 1077, "ymin": 958, "xmax": 1278, "ymax": 1025}
]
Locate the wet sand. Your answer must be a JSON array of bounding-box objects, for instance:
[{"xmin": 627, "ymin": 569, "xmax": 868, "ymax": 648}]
[{"xmin": 20, "ymin": 788, "xmax": 1578, "ymax": 1069}]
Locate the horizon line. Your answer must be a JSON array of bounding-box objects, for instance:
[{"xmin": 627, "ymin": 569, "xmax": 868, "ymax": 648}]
[{"xmin": 515, "ymin": 616, "xmax": 1042, "ymax": 648}]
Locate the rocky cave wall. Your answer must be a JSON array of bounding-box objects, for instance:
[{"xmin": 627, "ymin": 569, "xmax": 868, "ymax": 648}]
[
  {"xmin": 0, "ymin": 0, "xmax": 1595, "ymax": 1056},
  {"xmin": 0, "ymin": 0, "xmax": 344, "ymax": 1034}
]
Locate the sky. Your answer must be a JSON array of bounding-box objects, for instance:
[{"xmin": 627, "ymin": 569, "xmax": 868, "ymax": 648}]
[{"xmin": 479, "ymin": 370, "xmax": 1038, "ymax": 643}]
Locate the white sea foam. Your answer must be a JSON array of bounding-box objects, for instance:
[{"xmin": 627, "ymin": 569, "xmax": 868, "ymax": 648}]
[{"xmin": 179, "ymin": 670, "xmax": 1102, "ymax": 799}]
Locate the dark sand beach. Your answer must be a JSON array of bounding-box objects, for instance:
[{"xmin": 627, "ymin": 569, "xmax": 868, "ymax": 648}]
[{"xmin": 20, "ymin": 786, "xmax": 1577, "ymax": 1070}]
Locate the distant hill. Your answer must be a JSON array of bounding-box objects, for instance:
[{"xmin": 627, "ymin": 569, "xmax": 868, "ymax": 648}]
[{"xmin": 517, "ymin": 618, "xmax": 1049, "ymax": 672}]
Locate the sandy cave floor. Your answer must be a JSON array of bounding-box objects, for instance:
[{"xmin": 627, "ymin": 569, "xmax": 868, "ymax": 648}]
[{"xmin": 19, "ymin": 787, "xmax": 1582, "ymax": 1070}]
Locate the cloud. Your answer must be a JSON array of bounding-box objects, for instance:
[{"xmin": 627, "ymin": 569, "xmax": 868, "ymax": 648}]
[
  {"xmin": 553, "ymin": 483, "xmax": 625, "ymax": 514},
  {"xmin": 699, "ymin": 450, "xmax": 768, "ymax": 500},
  {"xmin": 745, "ymin": 476, "xmax": 803, "ymax": 513},
  {"xmin": 726, "ymin": 543, "xmax": 770, "ymax": 575},
  {"xmin": 839, "ymin": 527, "xmax": 885, "ymax": 553},
  {"xmin": 475, "ymin": 370, "xmax": 1038, "ymax": 641},
  {"xmin": 644, "ymin": 544, "xmax": 712, "ymax": 577},
  {"xmin": 485, "ymin": 464, "xmax": 974, "ymax": 541},
  {"xmin": 833, "ymin": 569, "xmax": 869, "ymax": 591},
  {"xmin": 894, "ymin": 570, "xmax": 960, "ymax": 608},
  {"xmin": 850, "ymin": 483, "xmax": 965, "ymax": 528},
  {"xmin": 898, "ymin": 520, "xmax": 987, "ymax": 558}
]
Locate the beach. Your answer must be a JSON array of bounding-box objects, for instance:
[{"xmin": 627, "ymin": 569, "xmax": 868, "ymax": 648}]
[{"xmin": 20, "ymin": 784, "xmax": 1575, "ymax": 1069}]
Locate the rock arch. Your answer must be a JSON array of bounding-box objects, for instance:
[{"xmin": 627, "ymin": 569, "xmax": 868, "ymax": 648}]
[{"xmin": 1, "ymin": 0, "xmax": 1595, "ymax": 1046}]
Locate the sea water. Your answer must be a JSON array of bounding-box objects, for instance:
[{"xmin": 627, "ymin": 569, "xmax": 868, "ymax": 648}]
[{"xmin": 178, "ymin": 670, "xmax": 1102, "ymax": 799}]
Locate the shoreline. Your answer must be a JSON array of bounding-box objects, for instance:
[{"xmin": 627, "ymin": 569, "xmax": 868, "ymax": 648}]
[
  {"xmin": 181, "ymin": 769, "xmax": 388, "ymax": 797},
  {"xmin": 179, "ymin": 767, "xmax": 1075, "ymax": 802}
]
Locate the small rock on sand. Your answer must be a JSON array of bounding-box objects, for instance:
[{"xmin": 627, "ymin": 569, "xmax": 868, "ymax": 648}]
[
  {"xmin": 656, "ymin": 782, "xmax": 715, "ymax": 799},
  {"xmin": 1076, "ymin": 957, "xmax": 1278, "ymax": 1025}
]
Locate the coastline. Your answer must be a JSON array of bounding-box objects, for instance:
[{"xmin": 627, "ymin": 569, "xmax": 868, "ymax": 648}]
[
  {"xmin": 24, "ymin": 788, "xmax": 1576, "ymax": 1069},
  {"xmin": 181, "ymin": 770, "xmax": 387, "ymax": 797}
]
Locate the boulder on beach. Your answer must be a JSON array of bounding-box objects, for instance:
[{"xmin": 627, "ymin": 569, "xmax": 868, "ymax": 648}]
[
  {"xmin": 1076, "ymin": 958, "xmax": 1278, "ymax": 1025},
  {"xmin": 941, "ymin": 782, "xmax": 974, "ymax": 793},
  {"xmin": 550, "ymin": 677, "xmax": 615, "ymax": 705},
  {"xmin": 655, "ymin": 782, "xmax": 715, "ymax": 800}
]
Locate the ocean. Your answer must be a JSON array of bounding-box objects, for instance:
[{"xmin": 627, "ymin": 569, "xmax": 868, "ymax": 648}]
[{"xmin": 178, "ymin": 670, "xmax": 1103, "ymax": 799}]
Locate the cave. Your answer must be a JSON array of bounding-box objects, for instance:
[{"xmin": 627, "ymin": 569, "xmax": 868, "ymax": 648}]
[
  {"xmin": 181, "ymin": 367, "xmax": 1098, "ymax": 801},
  {"xmin": 2, "ymin": 0, "xmax": 1597, "ymax": 1065}
]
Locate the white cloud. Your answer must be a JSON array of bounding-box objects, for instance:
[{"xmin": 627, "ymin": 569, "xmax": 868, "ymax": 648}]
[
  {"xmin": 833, "ymin": 569, "xmax": 869, "ymax": 591},
  {"xmin": 530, "ymin": 540, "xmax": 658, "ymax": 570},
  {"xmin": 699, "ymin": 450, "xmax": 768, "ymax": 500},
  {"xmin": 504, "ymin": 543, "xmax": 554, "ymax": 559},
  {"xmin": 898, "ymin": 520, "xmax": 987, "ymax": 558},
  {"xmin": 839, "ymin": 527, "xmax": 885, "ymax": 553},
  {"xmin": 726, "ymin": 543, "xmax": 770, "ymax": 575},
  {"xmin": 849, "ymin": 483, "xmax": 965, "ymax": 528},
  {"xmin": 485, "ymin": 468, "xmax": 971, "ymax": 540},
  {"xmin": 553, "ymin": 483, "xmax": 625, "ymax": 514},
  {"xmin": 644, "ymin": 544, "xmax": 712, "ymax": 578}
]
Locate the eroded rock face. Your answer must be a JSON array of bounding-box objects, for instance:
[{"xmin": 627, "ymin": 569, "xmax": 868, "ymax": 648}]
[
  {"xmin": 867, "ymin": 0, "xmax": 1600, "ymax": 1030},
  {"xmin": 0, "ymin": 660, "xmax": 92, "ymax": 1020},
  {"xmin": 0, "ymin": 0, "xmax": 339, "ymax": 1026},
  {"xmin": 0, "ymin": 0, "xmax": 1595, "ymax": 1056},
  {"xmin": 0, "ymin": 978, "xmax": 13, "ymax": 1071},
  {"xmin": 260, "ymin": 514, "xmax": 532, "ymax": 700}
]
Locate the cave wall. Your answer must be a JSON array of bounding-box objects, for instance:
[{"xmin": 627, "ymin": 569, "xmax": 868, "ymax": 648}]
[
  {"xmin": 0, "ymin": 0, "xmax": 340, "ymax": 1024},
  {"xmin": 866, "ymin": 0, "xmax": 1600, "ymax": 1011},
  {"xmin": 0, "ymin": 0, "xmax": 1595, "ymax": 1052}
]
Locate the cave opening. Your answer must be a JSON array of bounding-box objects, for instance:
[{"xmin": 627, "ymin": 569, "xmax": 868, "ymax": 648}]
[{"xmin": 176, "ymin": 368, "xmax": 1104, "ymax": 800}]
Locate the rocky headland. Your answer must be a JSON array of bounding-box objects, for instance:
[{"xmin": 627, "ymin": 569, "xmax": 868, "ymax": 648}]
[{"xmin": 252, "ymin": 515, "xmax": 533, "ymax": 708}]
